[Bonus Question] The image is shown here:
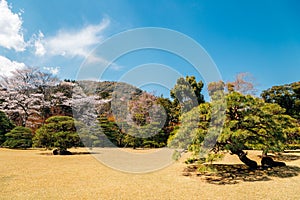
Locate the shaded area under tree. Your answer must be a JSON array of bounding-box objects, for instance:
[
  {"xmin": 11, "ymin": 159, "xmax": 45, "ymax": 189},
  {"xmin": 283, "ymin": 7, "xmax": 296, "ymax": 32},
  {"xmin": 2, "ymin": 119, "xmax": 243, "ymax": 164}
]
[{"xmin": 183, "ymin": 164, "xmax": 300, "ymax": 185}]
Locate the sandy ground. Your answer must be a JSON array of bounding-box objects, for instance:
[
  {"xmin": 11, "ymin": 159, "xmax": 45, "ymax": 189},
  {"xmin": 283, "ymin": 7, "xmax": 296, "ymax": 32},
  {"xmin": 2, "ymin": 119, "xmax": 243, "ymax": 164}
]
[{"xmin": 0, "ymin": 148, "xmax": 299, "ymax": 200}]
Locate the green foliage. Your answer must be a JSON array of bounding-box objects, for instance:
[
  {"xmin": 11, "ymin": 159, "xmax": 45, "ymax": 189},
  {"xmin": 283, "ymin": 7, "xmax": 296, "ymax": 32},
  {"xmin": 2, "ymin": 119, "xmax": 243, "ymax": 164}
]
[
  {"xmin": 261, "ymin": 81, "xmax": 300, "ymax": 120},
  {"xmin": 0, "ymin": 111, "xmax": 15, "ymax": 145},
  {"xmin": 221, "ymin": 92, "xmax": 299, "ymax": 153},
  {"xmin": 184, "ymin": 157, "xmax": 199, "ymax": 164},
  {"xmin": 122, "ymin": 123, "xmax": 167, "ymax": 148},
  {"xmin": 3, "ymin": 126, "xmax": 33, "ymax": 149},
  {"xmin": 97, "ymin": 113, "xmax": 169, "ymax": 149},
  {"xmin": 78, "ymin": 124, "xmax": 107, "ymax": 148},
  {"xmin": 33, "ymin": 116, "xmax": 81, "ymax": 150},
  {"xmin": 170, "ymin": 76, "xmax": 204, "ymax": 114},
  {"xmin": 156, "ymin": 97, "xmax": 178, "ymax": 137},
  {"xmin": 98, "ymin": 115, "xmax": 123, "ymax": 147},
  {"xmin": 168, "ymin": 90, "xmax": 300, "ymax": 161},
  {"xmin": 205, "ymin": 152, "xmax": 224, "ymax": 164},
  {"xmin": 172, "ymin": 150, "xmax": 182, "ymax": 161}
]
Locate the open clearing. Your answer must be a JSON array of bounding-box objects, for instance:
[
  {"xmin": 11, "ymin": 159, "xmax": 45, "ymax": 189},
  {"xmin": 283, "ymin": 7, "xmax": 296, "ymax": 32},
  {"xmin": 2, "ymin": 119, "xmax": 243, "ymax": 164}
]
[{"xmin": 1, "ymin": 148, "xmax": 300, "ymax": 200}]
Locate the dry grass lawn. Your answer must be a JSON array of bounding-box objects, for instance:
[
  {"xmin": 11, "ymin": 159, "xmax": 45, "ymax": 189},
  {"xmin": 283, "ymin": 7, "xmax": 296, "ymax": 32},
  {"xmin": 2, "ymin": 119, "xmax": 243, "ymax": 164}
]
[{"xmin": 1, "ymin": 148, "xmax": 300, "ymax": 200}]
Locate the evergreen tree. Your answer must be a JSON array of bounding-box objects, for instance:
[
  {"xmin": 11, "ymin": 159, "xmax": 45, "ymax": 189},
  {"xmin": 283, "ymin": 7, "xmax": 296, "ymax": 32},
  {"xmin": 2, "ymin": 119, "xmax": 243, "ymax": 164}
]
[
  {"xmin": 169, "ymin": 89, "xmax": 300, "ymax": 168},
  {"xmin": 0, "ymin": 111, "xmax": 15, "ymax": 145},
  {"xmin": 261, "ymin": 81, "xmax": 300, "ymax": 120},
  {"xmin": 170, "ymin": 76, "xmax": 204, "ymax": 114},
  {"xmin": 33, "ymin": 116, "xmax": 81, "ymax": 151},
  {"xmin": 3, "ymin": 126, "xmax": 33, "ymax": 149}
]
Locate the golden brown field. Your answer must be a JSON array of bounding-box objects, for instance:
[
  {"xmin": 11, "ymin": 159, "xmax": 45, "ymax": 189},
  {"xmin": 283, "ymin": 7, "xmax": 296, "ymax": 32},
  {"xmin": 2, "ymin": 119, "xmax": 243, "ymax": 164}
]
[{"xmin": 1, "ymin": 148, "xmax": 300, "ymax": 200}]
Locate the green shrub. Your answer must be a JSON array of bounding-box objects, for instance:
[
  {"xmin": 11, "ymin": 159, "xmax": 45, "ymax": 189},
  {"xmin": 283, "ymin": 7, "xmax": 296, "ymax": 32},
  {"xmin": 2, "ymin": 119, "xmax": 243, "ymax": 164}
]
[
  {"xmin": 3, "ymin": 126, "xmax": 33, "ymax": 149},
  {"xmin": 33, "ymin": 116, "xmax": 81, "ymax": 150}
]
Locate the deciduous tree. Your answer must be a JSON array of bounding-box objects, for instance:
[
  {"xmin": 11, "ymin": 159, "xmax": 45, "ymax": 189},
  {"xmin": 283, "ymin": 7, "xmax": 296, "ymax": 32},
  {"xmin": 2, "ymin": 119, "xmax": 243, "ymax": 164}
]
[{"xmin": 0, "ymin": 67, "xmax": 58, "ymax": 127}]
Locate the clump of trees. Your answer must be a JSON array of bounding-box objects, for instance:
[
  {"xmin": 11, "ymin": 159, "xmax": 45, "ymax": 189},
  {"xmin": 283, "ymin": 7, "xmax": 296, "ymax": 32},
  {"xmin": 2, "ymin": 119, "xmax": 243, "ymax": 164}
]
[
  {"xmin": 168, "ymin": 79, "xmax": 300, "ymax": 169},
  {"xmin": 261, "ymin": 81, "xmax": 300, "ymax": 120},
  {"xmin": 261, "ymin": 81, "xmax": 300, "ymax": 150}
]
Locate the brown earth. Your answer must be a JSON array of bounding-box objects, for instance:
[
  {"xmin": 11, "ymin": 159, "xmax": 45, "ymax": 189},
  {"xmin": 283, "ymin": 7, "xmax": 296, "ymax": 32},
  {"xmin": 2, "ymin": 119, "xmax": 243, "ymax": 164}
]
[{"xmin": 0, "ymin": 148, "xmax": 299, "ymax": 200}]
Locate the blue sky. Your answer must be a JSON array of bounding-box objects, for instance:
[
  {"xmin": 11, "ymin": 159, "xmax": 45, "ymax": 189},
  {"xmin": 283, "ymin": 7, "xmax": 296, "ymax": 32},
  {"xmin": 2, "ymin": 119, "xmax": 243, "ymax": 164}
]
[{"xmin": 0, "ymin": 0, "xmax": 300, "ymax": 98}]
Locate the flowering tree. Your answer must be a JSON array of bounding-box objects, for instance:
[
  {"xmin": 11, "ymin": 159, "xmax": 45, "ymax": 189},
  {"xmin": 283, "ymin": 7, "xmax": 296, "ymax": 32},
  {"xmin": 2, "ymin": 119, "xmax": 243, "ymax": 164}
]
[
  {"xmin": 0, "ymin": 67, "xmax": 58, "ymax": 128},
  {"xmin": 70, "ymin": 82, "xmax": 113, "ymax": 148},
  {"xmin": 0, "ymin": 88, "xmax": 45, "ymax": 127}
]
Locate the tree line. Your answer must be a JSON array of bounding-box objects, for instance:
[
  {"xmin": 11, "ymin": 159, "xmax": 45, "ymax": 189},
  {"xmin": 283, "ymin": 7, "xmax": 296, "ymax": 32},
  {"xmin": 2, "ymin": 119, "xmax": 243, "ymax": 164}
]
[{"xmin": 0, "ymin": 67, "xmax": 299, "ymax": 164}]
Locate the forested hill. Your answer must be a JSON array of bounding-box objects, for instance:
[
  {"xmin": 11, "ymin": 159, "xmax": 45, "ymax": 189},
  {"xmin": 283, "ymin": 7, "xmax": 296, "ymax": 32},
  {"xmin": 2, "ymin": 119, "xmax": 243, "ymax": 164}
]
[
  {"xmin": 0, "ymin": 68, "xmax": 172, "ymax": 149},
  {"xmin": 76, "ymin": 80, "xmax": 143, "ymax": 98},
  {"xmin": 0, "ymin": 77, "xmax": 144, "ymax": 129}
]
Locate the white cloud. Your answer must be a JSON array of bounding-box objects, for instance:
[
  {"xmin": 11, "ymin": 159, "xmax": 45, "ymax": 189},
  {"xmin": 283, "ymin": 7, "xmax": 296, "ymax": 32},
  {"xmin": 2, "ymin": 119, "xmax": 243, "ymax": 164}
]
[
  {"xmin": 0, "ymin": 55, "xmax": 25, "ymax": 76},
  {"xmin": 0, "ymin": 0, "xmax": 26, "ymax": 51},
  {"xmin": 43, "ymin": 66, "xmax": 60, "ymax": 75},
  {"xmin": 34, "ymin": 31, "xmax": 46, "ymax": 56},
  {"xmin": 35, "ymin": 18, "xmax": 110, "ymax": 58}
]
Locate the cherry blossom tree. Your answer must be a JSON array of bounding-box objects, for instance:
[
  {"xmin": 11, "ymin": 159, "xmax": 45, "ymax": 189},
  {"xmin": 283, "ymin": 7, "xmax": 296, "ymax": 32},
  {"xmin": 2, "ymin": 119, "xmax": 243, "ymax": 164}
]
[{"xmin": 0, "ymin": 67, "xmax": 58, "ymax": 128}]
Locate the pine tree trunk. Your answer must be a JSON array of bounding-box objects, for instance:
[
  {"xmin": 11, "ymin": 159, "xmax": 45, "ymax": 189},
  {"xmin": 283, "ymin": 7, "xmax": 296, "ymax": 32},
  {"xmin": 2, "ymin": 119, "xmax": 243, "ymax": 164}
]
[{"xmin": 231, "ymin": 150, "xmax": 258, "ymax": 169}]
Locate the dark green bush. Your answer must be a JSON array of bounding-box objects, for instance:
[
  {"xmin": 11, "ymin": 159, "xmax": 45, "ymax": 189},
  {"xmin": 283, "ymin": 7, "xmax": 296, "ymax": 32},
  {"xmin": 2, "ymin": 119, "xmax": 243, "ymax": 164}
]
[
  {"xmin": 3, "ymin": 126, "xmax": 33, "ymax": 149},
  {"xmin": 0, "ymin": 111, "xmax": 15, "ymax": 145}
]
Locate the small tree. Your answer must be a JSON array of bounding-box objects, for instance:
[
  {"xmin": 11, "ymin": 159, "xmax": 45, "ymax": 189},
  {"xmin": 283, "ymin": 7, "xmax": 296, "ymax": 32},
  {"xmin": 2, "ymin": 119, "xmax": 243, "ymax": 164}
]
[
  {"xmin": 33, "ymin": 116, "xmax": 81, "ymax": 152},
  {"xmin": 2, "ymin": 126, "xmax": 33, "ymax": 149},
  {"xmin": 227, "ymin": 72, "xmax": 257, "ymax": 95},
  {"xmin": 98, "ymin": 114, "xmax": 123, "ymax": 147},
  {"xmin": 0, "ymin": 111, "xmax": 15, "ymax": 145}
]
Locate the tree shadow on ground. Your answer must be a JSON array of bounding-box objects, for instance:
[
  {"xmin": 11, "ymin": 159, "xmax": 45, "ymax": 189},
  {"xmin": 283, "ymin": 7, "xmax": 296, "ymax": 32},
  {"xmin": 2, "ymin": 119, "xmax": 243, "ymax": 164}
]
[
  {"xmin": 258, "ymin": 154, "xmax": 300, "ymax": 162},
  {"xmin": 39, "ymin": 151, "xmax": 100, "ymax": 156},
  {"xmin": 183, "ymin": 164, "xmax": 300, "ymax": 185}
]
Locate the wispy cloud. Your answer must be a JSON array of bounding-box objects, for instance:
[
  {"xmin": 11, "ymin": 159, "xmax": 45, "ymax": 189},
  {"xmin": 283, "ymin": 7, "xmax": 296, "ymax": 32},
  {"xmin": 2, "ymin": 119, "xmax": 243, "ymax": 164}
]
[
  {"xmin": 84, "ymin": 54, "xmax": 124, "ymax": 71},
  {"xmin": 43, "ymin": 66, "xmax": 60, "ymax": 75},
  {"xmin": 0, "ymin": 0, "xmax": 26, "ymax": 51},
  {"xmin": 0, "ymin": 55, "xmax": 25, "ymax": 76},
  {"xmin": 109, "ymin": 63, "xmax": 124, "ymax": 71},
  {"xmin": 0, "ymin": 0, "xmax": 120, "ymax": 76},
  {"xmin": 33, "ymin": 31, "xmax": 46, "ymax": 56},
  {"xmin": 34, "ymin": 18, "xmax": 110, "ymax": 58}
]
